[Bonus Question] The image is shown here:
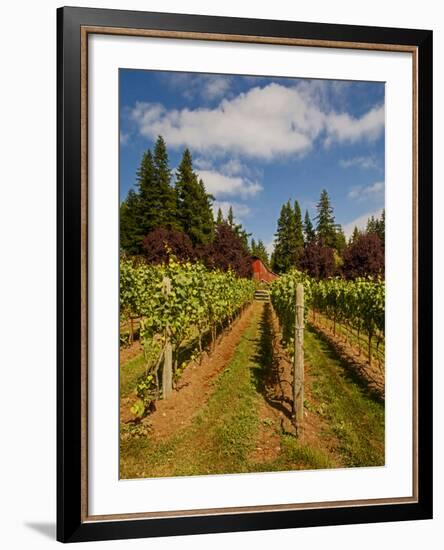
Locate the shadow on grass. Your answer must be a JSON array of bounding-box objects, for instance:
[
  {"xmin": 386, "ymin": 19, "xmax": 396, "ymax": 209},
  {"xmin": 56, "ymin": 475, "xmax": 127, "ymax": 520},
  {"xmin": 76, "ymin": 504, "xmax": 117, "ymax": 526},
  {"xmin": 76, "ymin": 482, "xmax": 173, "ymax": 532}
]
[
  {"xmin": 251, "ymin": 303, "xmax": 293, "ymax": 420},
  {"xmin": 308, "ymin": 324, "xmax": 385, "ymax": 405}
]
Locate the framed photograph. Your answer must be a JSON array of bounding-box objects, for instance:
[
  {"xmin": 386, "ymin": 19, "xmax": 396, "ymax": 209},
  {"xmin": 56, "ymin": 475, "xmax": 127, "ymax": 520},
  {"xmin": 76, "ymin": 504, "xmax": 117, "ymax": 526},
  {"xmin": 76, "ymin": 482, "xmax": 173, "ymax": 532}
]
[{"xmin": 57, "ymin": 6, "xmax": 433, "ymax": 543}]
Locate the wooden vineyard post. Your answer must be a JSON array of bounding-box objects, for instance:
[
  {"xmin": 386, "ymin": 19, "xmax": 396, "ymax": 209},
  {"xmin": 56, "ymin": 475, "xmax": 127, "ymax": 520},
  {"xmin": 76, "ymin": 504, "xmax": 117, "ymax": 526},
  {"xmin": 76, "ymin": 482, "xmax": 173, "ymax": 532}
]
[
  {"xmin": 293, "ymin": 283, "xmax": 304, "ymax": 431},
  {"xmin": 162, "ymin": 276, "xmax": 173, "ymax": 399}
]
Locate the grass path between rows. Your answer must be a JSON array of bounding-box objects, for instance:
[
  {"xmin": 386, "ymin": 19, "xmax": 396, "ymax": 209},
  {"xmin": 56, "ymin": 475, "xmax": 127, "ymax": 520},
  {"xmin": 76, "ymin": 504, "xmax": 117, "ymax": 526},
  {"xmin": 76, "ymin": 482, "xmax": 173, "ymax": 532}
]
[{"xmin": 120, "ymin": 302, "xmax": 384, "ymax": 479}]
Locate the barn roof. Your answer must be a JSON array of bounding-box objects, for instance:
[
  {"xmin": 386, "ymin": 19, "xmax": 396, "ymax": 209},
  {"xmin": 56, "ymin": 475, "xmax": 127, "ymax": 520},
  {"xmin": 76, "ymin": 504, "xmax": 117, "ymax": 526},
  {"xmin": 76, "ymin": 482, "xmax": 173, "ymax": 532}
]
[{"xmin": 251, "ymin": 256, "xmax": 278, "ymax": 277}]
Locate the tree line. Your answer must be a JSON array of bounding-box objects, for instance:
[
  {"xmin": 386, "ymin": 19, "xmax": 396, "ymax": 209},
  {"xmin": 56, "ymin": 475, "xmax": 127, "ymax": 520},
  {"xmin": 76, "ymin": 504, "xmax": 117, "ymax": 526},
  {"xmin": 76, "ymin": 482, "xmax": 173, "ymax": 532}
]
[
  {"xmin": 121, "ymin": 136, "xmax": 384, "ymax": 280},
  {"xmin": 120, "ymin": 136, "xmax": 252, "ymax": 277},
  {"xmin": 271, "ymin": 191, "xmax": 385, "ymax": 279}
]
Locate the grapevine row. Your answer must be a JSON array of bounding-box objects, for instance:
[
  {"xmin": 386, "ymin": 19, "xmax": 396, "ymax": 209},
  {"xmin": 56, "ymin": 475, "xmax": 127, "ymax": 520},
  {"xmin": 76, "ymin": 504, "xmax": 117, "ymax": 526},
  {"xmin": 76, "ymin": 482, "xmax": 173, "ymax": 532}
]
[
  {"xmin": 271, "ymin": 269, "xmax": 385, "ymax": 365},
  {"xmin": 120, "ymin": 256, "xmax": 255, "ymax": 410}
]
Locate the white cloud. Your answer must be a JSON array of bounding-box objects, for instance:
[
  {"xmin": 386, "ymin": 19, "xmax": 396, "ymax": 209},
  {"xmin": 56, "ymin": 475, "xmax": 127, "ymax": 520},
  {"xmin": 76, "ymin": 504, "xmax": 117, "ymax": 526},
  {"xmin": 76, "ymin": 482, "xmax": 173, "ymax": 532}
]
[
  {"xmin": 130, "ymin": 83, "xmax": 384, "ymax": 160},
  {"xmin": 120, "ymin": 131, "xmax": 130, "ymax": 145},
  {"xmin": 342, "ymin": 208, "xmax": 383, "ymax": 238},
  {"xmin": 296, "ymin": 79, "xmax": 354, "ymax": 112},
  {"xmin": 220, "ymin": 158, "xmax": 244, "ymax": 176},
  {"xmin": 348, "ymin": 181, "xmax": 384, "ymax": 201},
  {"xmin": 324, "ymin": 104, "xmax": 384, "ymax": 146},
  {"xmin": 161, "ymin": 73, "xmax": 232, "ymax": 102},
  {"xmin": 203, "ymin": 76, "xmax": 231, "ymax": 100},
  {"xmin": 340, "ymin": 156, "xmax": 379, "ymax": 170},
  {"xmin": 194, "ymin": 157, "xmax": 213, "ymax": 170},
  {"xmin": 212, "ymin": 201, "xmax": 251, "ymax": 222},
  {"xmin": 198, "ymin": 169, "xmax": 262, "ymax": 198}
]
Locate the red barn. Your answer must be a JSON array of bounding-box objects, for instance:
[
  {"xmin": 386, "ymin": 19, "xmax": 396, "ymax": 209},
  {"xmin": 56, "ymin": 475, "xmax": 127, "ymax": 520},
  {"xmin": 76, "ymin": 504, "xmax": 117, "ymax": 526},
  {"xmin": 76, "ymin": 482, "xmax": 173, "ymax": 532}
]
[{"xmin": 251, "ymin": 257, "xmax": 278, "ymax": 283}]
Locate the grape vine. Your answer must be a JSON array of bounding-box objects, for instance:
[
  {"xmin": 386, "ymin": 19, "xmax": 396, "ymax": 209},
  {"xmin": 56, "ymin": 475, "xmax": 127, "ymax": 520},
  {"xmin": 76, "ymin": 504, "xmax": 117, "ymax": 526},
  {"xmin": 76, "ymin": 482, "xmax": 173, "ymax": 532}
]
[
  {"xmin": 271, "ymin": 269, "xmax": 385, "ymax": 365},
  {"xmin": 120, "ymin": 256, "xmax": 256, "ymax": 412}
]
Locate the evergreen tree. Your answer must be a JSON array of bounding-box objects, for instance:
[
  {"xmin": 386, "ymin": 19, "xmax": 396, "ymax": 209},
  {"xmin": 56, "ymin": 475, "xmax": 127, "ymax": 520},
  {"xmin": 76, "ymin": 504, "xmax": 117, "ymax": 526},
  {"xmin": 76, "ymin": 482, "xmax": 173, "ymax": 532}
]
[
  {"xmin": 251, "ymin": 238, "xmax": 270, "ymax": 266},
  {"xmin": 176, "ymin": 148, "xmax": 214, "ymax": 246},
  {"xmin": 304, "ymin": 210, "xmax": 316, "ymax": 244},
  {"xmin": 294, "ymin": 200, "xmax": 305, "ymax": 264},
  {"xmin": 216, "ymin": 207, "xmax": 224, "ymax": 225},
  {"xmin": 334, "ymin": 225, "xmax": 347, "ymax": 254},
  {"xmin": 227, "ymin": 206, "xmax": 235, "ymax": 227},
  {"xmin": 272, "ymin": 202, "xmax": 289, "ymax": 273},
  {"xmin": 136, "ymin": 149, "xmax": 159, "ymax": 237},
  {"xmin": 366, "ymin": 215, "xmax": 377, "ymax": 235},
  {"xmin": 225, "ymin": 205, "xmax": 251, "ymax": 250},
  {"xmin": 132, "ymin": 138, "xmax": 178, "ymax": 250},
  {"xmin": 315, "ymin": 189, "xmax": 337, "ymax": 248},
  {"xmin": 350, "ymin": 226, "xmax": 361, "ymax": 244},
  {"xmin": 366, "ymin": 210, "xmax": 385, "ymax": 246},
  {"xmin": 120, "ymin": 189, "xmax": 141, "ymax": 255},
  {"xmin": 198, "ymin": 178, "xmax": 215, "ymax": 244},
  {"xmin": 378, "ymin": 209, "xmax": 385, "ymax": 244},
  {"xmin": 152, "ymin": 136, "xmax": 179, "ymax": 230},
  {"xmin": 272, "ymin": 200, "xmax": 298, "ymax": 273}
]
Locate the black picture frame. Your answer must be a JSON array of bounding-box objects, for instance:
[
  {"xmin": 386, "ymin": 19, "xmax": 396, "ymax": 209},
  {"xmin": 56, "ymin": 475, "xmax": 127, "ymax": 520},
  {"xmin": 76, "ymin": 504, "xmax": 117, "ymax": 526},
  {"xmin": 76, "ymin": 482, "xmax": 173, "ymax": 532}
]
[{"xmin": 57, "ymin": 6, "xmax": 433, "ymax": 543}]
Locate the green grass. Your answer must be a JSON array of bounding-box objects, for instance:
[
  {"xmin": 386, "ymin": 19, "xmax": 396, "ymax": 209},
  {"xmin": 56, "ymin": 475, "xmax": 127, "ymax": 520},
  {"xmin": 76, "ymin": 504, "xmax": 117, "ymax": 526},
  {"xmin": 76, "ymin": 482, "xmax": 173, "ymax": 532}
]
[
  {"xmin": 120, "ymin": 318, "xmax": 240, "ymax": 400},
  {"xmin": 120, "ymin": 354, "xmax": 147, "ymax": 398},
  {"xmin": 251, "ymin": 435, "xmax": 334, "ymax": 472},
  {"xmin": 120, "ymin": 305, "xmax": 385, "ymax": 479},
  {"xmin": 304, "ymin": 325, "xmax": 385, "ymax": 467},
  {"xmin": 120, "ymin": 307, "xmax": 263, "ymax": 478},
  {"xmin": 312, "ymin": 311, "xmax": 385, "ymax": 363}
]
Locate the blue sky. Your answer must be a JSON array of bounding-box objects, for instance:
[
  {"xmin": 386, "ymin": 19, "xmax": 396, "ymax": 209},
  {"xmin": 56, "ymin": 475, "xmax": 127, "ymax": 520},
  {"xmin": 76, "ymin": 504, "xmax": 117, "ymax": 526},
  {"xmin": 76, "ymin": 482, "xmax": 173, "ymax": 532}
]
[{"xmin": 120, "ymin": 70, "xmax": 385, "ymax": 253}]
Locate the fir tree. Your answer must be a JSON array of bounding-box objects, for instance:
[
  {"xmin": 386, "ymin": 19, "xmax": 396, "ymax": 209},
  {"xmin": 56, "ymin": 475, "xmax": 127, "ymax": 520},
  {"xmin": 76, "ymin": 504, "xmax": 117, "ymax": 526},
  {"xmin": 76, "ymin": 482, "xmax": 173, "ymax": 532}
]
[
  {"xmin": 254, "ymin": 239, "xmax": 270, "ymax": 267},
  {"xmin": 198, "ymin": 178, "xmax": 215, "ymax": 245},
  {"xmin": 366, "ymin": 210, "xmax": 385, "ymax": 246},
  {"xmin": 304, "ymin": 210, "xmax": 316, "ymax": 245},
  {"xmin": 334, "ymin": 225, "xmax": 347, "ymax": 254},
  {"xmin": 120, "ymin": 189, "xmax": 141, "ymax": 255},
  {"xmin": 152, "ymin": 136, "xmax": 179, "ymax": 230},
  {"xmin": 272, "ymin": 200, "xmax": 298, "ymax": 273},
  {"xmin": 378, "ymin": 209, "xmax": 385, "ymax": 245},
  {"xmin": 176, "ymin": 148, "xmax": 214, "ymax": 246},
  {"xmin": 294, "ymin": 200, "xmax": 305, "ymax": 264},
  {"xmin": 227, "ymin": 206, "xmax": 235, "ymax": 227},
  {"xmin": 315, "ymin": 189, "xmax": 337, "ymax": 248},
  {"xmin": 216, "ymin": 207, "xmax": 224, "ymax": 226},
  {"xmin": 225, "ymin": 205, "xmax": 251, "ymax": 249},
  {"xmin": 366, "ymin": 215, "xmax": 377, "ymax": 235},
  {"xmin": 136, "ymin": 149, "xmax": 159, "ymax": 237},
  {"xmin": 350, "ymin": 226, "xmax": 361, "ymax": 244}
]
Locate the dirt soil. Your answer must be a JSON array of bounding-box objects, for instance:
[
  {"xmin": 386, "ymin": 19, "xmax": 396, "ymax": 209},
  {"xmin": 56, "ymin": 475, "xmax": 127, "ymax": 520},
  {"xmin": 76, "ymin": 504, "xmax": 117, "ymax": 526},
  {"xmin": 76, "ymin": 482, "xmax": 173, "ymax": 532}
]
[
  {"xmin": 248, "ymin": 305, "xmax": 342, "ymax": 465},
  {"xmin": 120, "ymin": 340, "xmax": 143, "ymax": 364},
  {"xmin": 124, "ymin": 303, "xmax": 257, "ymax": 441}
]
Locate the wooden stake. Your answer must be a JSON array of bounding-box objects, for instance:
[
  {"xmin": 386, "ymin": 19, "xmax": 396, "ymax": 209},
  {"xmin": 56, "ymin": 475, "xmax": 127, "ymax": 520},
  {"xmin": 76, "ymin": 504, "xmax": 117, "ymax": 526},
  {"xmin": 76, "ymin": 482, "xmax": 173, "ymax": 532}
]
[
  {"xmin": 293, "ymin": 283, "xmax": 304, "ymax": 430},
  {"xmin": 162, "ymin": 276, "xmax": 173, "ymax": 399}
]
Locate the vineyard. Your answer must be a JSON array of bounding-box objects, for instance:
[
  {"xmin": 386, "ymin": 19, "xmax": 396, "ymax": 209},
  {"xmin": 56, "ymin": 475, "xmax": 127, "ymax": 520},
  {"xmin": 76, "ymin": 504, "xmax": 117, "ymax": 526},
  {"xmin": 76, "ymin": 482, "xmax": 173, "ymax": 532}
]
[
  {"xmin": 120, "ymin": 256, "xmax": 255, "ymax": 417},
  {"xmin": 120, "ymin": 258, "xmax": 385, "ymax": 478},
  {"xmin": 271, "ymin": 270, "xmax": 385, "ymax": 370}
]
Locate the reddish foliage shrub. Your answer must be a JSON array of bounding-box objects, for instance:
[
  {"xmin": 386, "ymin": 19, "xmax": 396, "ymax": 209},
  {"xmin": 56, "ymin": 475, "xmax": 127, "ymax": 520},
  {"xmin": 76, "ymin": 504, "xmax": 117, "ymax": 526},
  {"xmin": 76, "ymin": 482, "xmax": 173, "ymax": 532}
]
[
  {"xmin": 202, "ymin": 222, "xmax": 252, "ymax": 278},
  {"xmin": 299, "ymin": 240, "xmax": 336, "ymax": 279},
  {"xmin": 342, "ymin": 233, "xmax": 384, "ymax": 279},
  {"xmin": 142, "ymin": 227, "xmax": 195, "ymax": 264}
]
